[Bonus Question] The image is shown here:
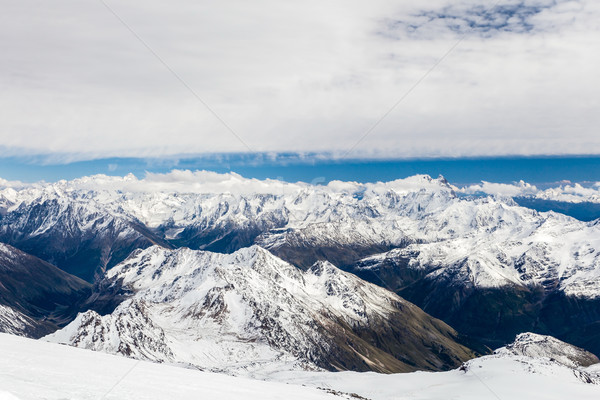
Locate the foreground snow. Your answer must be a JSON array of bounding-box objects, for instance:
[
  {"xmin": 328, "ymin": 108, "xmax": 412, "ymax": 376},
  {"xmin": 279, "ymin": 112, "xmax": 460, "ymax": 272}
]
[
  {"xmin": 2, "ymin": 333, "xmax": 600, "ymax": 400},
  {"xmin": 0, "ymin": 334, "xmax": 338, "ymax": 400},
  {"xmin": 270, "ymin": 355, "xmax": 600, "ymax": 400}
]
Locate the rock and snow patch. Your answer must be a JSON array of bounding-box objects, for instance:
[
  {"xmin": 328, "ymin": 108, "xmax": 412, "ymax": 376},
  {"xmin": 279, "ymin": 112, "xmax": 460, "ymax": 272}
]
[
  {"xmin": 0, "ymin": 305, "xmax": 36, "ymax": 336},
  {"xmin": 496, "ymin": 332, "xmax": 600, "ymax": 369}
]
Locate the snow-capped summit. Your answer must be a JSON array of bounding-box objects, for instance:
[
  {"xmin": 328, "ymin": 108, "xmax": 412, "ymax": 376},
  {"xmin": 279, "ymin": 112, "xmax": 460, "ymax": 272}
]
[
  {"xmin": 497, "ymin": 332, "xmax": 600, "ymax": 368},
  {"xmin": 46, "ymin": 245, "xmax": 474, "ymax": 375}
]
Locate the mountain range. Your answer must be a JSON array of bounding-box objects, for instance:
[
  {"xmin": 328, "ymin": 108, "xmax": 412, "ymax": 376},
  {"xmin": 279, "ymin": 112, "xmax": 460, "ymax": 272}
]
[{"xmin": 2, "ymin": 172, "xmax": 600, "ymax": 373}]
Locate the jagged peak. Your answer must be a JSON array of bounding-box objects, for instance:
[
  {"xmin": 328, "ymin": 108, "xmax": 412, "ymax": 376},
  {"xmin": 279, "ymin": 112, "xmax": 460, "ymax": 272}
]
[
  {"xmin": 121, "ymin": 244, "xmax": 271, "ymax": 265},
  {"xmin": 106, "ymin": 244, "xmax": 296, "ymax": 291},
  {"xmin": 307, "ymin": 260, "xmax": 338, "ymax": 277}
]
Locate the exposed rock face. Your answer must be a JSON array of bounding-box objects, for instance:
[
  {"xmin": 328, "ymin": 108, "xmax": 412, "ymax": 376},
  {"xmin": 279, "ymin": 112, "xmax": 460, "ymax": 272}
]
[{"xmin": 0, "ymin": 243, "xmax": 91, "ymax": 337}]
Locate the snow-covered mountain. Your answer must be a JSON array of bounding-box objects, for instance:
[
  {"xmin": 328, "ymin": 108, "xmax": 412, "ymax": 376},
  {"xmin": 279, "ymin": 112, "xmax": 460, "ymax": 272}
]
[
  {"xmin": 350, "ymin": 196, "xmax": 600, "ymax": 352},
  {"xmin": 0, "ymin": 191, "xmax": 167, "ymax": 282},
  {"xmin": 497, "ymin": 332, "xmax": 599, "ymax": 369},
  {"xmin": 6, "ymin": 171, "xmax": 600, "ymax": 288},
  {"xmin": 0, "ymin": 172, "xmax": 453, "ymax": 279},
  {"xmin": 46, "ymin": 245, "xmax": 474, "ymax": 375},
  {"xmin": 354, "ymin": 198, "xmax": 600, "ymax": 296},
  {"xmin": 4, "ymin": 171, "xmax": 600, "ymax": 355},
  {"xmin": 0, "ymin": 243, "xmax": 91, "ymax": 337}
]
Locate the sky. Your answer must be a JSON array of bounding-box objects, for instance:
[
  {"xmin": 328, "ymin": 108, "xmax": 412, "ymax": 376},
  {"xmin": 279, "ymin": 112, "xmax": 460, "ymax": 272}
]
[
  {"xmin": 2, "ymin": 154, "xmax": 600, "ymax": 187},
  {"xmin": 1, "ymin": 0, "xmax": 600, "ymax": 167}
]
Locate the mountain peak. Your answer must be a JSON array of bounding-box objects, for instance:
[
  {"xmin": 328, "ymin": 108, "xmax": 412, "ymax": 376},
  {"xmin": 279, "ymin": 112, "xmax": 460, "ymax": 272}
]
[
  {"xmin": 497, "ymin": 332, "xmax": 600, "ymax": 368},
  {"xmin": 47, "ymin": 246, "xmax": 474, "ymax": 375}
]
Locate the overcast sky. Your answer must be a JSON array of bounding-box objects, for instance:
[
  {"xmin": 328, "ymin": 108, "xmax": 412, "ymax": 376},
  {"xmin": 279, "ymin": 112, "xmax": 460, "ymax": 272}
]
[{"xmin": 1, "ymin": 0, "xmax": 599, "ymax": 162}]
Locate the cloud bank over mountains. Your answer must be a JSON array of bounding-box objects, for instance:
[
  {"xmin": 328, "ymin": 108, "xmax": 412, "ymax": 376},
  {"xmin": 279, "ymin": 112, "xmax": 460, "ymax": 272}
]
[
  {"xmin": 1, "ymin": 0, "xmax": 599, "ymax": 161},
  {"xmin": 455, "ymin": 179, "xmax": 600, "ymax": 203},
  {"xmin": 3, "ymin": 169, "xmax": 600, "ymax": 204}
]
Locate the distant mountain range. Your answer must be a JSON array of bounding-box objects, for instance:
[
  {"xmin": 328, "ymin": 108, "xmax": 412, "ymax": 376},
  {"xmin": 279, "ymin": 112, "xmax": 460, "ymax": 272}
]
[{"xmin": 1, "ymin": 172, "xmax": 600, "ymax": 373}]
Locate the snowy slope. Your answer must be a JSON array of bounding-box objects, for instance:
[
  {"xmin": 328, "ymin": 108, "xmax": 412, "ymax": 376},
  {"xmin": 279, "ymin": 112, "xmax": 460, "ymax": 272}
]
[
  {"xmin": 267, "ymin": 333, "xmax": 600, "ymax": 400},
  {"xmin": 46, "ymin": 245, "xmax": 474, "ymax": 375},
  {"xmin": 0, "ymin": 333, "xmax": 340, "ymax": 400},
  {"xmin": 4, "ymin": 332, "xmax": 598, "ymax": 400}
]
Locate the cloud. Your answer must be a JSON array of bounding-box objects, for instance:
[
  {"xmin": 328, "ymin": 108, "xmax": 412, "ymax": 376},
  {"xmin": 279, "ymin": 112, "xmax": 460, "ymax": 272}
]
[
  {"xmin": 460, "ymin": 180, "xmax": 539, "ymax": 197},
  {"xmin": 0, "ymin": 178, "xmax": 27, "ymax": 189},
  {"xmin": 5, "ymin": 167, "xmax": 600, "ymax": 205},
  {"xmin": 459, "ymin": 179, "xmax": 600, "ymax": 203},
  {"xmin": 535, "ymin": 183, "xmax": 600, "ymax": 203},
  {"xmin": 2, "ymin": 169, "xmax": 454, "ymax": 198},
  {"xmin": 381, "ymin": 0, "xmax": 575, "ymax": 38},
  {"xmin": 64, "ymin": 170, "xmax": 305, "ymax": 195},
  {"xmin": 1, "ymin": 0, "xmax": 599, "ymax": 160}
]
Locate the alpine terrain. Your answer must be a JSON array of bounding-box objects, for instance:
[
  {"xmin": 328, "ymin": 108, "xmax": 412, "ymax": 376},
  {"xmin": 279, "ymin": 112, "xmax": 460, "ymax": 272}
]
[
  {"xmin": 46, "ymin": 245, "xmax": 474, "ymax": 374},
  {"xmin": 1, "ymin": 171, "xmax": 600, "ymax": 391}
]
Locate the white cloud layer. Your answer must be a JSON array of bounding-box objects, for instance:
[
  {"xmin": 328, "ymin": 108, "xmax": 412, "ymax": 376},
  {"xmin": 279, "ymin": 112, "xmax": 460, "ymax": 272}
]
[
  {"xmin": 0, "ymin": 170, "xmax": 454, "ymax": 199},
  {"xmin": 535, "ymin": 183, "xmax": 600, "ymax": 203},
  {"xmin": 460, "ymin": 180, "xmax": 540, "ymax": 197},
  {"xmin": 1, "ymin": 0, "xmax": 599, "ymax": 160},
  {"xmin": 460, "ymin": 179, "xmax": 600, "ymax": 203},
  {"xmin": 4, "ymin": 169, "xmax": 600, "ymax": 204}
]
